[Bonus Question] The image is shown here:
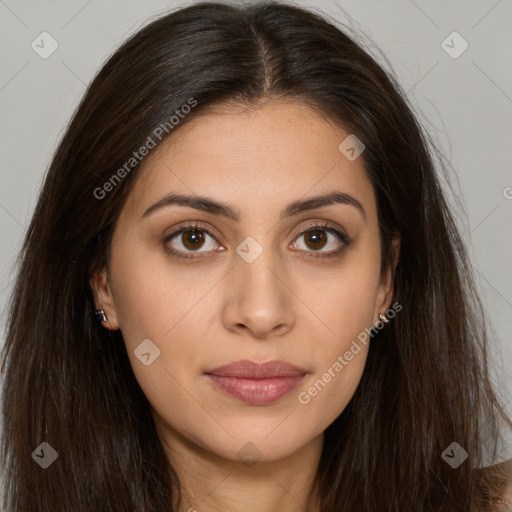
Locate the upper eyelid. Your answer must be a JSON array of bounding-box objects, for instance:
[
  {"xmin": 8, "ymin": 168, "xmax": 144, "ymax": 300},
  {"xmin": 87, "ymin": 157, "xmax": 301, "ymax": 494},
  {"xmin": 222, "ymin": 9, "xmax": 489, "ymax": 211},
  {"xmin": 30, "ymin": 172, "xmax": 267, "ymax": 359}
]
[{"xmin": 164, "ymin": 222, "xmax": 217, "ymax": 241}]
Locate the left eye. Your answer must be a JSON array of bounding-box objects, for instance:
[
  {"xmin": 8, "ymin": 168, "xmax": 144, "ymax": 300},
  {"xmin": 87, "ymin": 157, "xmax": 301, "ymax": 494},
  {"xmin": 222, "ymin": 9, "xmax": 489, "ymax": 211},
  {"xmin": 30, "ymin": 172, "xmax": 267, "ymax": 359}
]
[{"xmin": 292, "ymin": 226, "xmax": 346, "ymax": 253}]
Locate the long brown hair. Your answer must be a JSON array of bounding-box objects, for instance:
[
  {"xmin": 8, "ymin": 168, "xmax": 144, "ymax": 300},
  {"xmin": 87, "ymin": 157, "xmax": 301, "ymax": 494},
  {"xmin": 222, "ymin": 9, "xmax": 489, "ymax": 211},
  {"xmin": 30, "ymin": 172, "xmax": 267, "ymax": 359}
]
[{"xmin": 1, "ymin": 1, "xmax": 510, "ymax": 510}]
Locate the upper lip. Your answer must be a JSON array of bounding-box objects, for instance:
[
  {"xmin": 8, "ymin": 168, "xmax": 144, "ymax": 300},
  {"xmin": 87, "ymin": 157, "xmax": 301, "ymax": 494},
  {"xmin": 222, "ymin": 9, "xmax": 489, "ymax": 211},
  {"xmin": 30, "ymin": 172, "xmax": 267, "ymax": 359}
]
[{"xmin": 206, "ymin": 360, "xmax": 307, "ymax": 379}]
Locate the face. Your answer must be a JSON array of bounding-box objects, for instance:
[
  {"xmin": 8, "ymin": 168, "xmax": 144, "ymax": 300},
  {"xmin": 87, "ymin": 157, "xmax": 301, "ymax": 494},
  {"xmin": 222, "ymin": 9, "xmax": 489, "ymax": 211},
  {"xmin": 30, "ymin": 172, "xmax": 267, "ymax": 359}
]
[{"xmin": 91, "ymin": 99, "xmax": 399, "ymax": 465}]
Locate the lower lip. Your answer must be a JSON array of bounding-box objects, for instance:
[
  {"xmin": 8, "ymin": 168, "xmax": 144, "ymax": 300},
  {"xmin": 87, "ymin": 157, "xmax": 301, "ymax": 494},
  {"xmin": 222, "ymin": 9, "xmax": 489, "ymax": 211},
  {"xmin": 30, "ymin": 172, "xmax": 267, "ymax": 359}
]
[{"xmin": 205, "ymin": 374, "xmax": 307, "ymax": 405}]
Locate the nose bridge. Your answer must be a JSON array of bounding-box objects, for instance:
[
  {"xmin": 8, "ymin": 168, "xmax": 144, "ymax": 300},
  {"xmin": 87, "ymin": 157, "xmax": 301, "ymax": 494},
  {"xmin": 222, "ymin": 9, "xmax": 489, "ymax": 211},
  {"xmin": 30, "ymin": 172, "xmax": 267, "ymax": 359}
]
[{"xmin": 235, "ymin": 232, "xmax": 285, "ymax": 303}]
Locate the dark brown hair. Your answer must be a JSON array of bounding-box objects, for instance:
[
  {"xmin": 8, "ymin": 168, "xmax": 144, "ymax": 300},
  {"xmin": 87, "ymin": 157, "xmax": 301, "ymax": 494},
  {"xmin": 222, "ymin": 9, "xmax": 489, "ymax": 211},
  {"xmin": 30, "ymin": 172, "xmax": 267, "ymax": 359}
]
[{"xmin": 1, "ymin": 1, "xmax": 510, "ymax": 510}]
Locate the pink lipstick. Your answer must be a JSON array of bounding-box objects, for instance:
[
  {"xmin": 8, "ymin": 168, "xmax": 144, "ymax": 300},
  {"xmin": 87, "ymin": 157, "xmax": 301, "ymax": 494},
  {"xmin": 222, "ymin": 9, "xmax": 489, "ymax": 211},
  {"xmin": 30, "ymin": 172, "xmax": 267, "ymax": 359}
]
[{"xmin": 205, "ymin": 360, "xmax": 307, "ymax": 405}]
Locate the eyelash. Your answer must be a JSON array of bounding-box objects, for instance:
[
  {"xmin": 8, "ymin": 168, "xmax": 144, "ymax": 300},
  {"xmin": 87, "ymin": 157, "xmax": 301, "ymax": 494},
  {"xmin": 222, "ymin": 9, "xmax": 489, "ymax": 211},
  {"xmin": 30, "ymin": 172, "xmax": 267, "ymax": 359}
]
[{"xmin": 161, "ymin": 221, "xmax": 351, "ymax": 262}]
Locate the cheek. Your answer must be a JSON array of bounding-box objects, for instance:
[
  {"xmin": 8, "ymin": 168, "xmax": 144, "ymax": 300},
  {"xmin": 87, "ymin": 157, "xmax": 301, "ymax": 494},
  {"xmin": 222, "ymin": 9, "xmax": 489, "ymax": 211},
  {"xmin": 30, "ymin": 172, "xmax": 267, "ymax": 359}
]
[
  {"xmin": 109, "ymin": 245, "xmax": 220, "ymax": 400},
  {"xmin": 110, "ymin": 243, "xmax": 213, "ymax": 350},
  {"xmin": 109, "ymin": 252, "xmax": 210, "ymax": 434},
  {"xmin": 291, "ymin": 252, "xmax": 379, "ymax": 423},
  {"xmin": 295, "ymin": 272, "xmax": 375, "ymax": 425},
  {"xmin": 300, "ymin": 252, "xmax": 381, "ymax": 348}
]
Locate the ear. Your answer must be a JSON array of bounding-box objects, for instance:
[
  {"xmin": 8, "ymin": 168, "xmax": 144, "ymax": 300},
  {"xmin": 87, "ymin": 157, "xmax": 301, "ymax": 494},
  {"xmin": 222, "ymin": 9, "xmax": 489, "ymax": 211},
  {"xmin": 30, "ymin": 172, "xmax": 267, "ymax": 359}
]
[
  {"xmin": 374, "ymin": 233, "xmax": 401, "ymax": 320},
  {"xmin": 89, "ymin": 266, "xmax": 120, "ymax": 330}
]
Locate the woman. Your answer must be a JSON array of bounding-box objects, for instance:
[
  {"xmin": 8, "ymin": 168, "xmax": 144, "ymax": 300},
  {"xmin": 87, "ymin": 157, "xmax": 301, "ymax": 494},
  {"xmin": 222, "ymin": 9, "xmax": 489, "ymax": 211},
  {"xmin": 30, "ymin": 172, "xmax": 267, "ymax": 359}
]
[{"xmin": 1, "ymin": 1, "xmax": 511, "ymax": 510}]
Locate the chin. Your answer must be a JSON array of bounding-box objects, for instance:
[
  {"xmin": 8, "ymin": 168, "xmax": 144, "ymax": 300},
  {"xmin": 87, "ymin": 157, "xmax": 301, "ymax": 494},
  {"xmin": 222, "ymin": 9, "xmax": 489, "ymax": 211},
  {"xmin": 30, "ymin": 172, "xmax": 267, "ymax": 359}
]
[{"xmin": 199, "ymin": 425, "xmax": 316, "ymax": 464}]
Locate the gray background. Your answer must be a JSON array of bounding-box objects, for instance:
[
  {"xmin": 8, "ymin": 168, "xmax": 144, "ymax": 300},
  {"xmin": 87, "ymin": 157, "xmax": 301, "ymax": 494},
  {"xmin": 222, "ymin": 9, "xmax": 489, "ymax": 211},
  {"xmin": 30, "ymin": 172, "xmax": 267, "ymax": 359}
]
[{"xmin": 1, "ymin": 0, "xmax": 511, "ymax": 458}]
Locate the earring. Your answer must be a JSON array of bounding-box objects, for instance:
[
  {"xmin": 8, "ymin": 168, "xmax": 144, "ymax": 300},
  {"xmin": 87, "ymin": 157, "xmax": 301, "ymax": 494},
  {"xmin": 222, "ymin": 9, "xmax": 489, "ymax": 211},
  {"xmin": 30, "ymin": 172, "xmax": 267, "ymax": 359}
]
[
  {"xmin": 95, "ymin": 310, "xmax": 108, "ymax": 323},
  {"xmin": 378, "ymin": 313, "xmax": 390, "ymax": 324}
]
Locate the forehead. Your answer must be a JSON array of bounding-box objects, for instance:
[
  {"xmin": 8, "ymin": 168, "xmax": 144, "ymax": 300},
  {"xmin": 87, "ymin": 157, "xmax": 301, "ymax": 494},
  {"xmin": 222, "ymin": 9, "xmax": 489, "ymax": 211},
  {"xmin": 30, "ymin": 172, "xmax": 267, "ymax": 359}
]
[{"xmin": 124, "ymin": 100, "xmax": 376, "ymax": 222}]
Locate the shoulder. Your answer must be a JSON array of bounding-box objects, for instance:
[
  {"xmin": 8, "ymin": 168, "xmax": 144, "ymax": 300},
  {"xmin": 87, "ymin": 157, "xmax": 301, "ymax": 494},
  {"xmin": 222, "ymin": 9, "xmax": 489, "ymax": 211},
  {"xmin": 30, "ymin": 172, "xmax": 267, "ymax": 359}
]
[{"xmin": 489, "ymin": 458, "xmax": 512, "ymax": 512}]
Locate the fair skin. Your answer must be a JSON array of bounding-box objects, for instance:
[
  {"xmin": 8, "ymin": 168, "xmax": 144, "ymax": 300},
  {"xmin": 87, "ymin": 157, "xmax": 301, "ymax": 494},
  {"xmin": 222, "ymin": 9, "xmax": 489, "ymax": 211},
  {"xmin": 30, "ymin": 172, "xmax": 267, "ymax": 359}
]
[{"xmin": 90, "ymin": 98, "xmax": 401, "ymax": 512}]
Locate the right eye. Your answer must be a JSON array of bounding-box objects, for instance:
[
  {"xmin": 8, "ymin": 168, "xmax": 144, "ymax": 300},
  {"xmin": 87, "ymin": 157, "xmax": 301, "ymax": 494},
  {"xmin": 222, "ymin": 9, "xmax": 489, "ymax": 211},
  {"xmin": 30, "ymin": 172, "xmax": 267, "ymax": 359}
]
[{"xmin": 162, "ymin": 222, "xmax": 223, "ymax": 261}]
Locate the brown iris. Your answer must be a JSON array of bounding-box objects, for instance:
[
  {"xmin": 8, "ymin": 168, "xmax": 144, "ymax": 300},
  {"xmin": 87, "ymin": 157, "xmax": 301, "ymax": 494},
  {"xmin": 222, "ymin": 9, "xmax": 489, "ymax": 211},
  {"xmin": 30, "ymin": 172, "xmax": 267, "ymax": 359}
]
[
  {"xmin": 303, "ymin": 229, "xmax": 327, "ymax": 251},
  {"xmin": 181, "ymin": 229, "xmax": 205, "ymax": 250}
]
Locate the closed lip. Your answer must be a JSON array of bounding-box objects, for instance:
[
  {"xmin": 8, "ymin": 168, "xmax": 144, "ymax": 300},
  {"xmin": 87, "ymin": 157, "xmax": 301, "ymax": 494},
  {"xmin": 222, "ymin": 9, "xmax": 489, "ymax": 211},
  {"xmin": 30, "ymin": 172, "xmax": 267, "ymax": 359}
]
[{"xmin": 205, "ymin": 360, "xmax": 308, "ymax": 379}]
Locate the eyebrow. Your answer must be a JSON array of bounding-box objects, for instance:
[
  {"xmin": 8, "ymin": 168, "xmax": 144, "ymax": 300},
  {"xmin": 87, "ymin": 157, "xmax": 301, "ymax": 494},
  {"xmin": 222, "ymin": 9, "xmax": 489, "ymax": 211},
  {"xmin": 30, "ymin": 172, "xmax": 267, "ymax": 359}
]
[{"xmin": 141, "ymin": 191, "xmax": 366, "ymax": 222}]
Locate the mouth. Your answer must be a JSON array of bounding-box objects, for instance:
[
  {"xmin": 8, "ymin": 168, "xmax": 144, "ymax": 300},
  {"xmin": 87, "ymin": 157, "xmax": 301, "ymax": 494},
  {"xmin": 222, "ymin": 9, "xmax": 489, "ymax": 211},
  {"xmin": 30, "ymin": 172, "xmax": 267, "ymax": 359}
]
[{"xmin": 204, "ymin": 360, "xmax": 308, "ymax": 405}]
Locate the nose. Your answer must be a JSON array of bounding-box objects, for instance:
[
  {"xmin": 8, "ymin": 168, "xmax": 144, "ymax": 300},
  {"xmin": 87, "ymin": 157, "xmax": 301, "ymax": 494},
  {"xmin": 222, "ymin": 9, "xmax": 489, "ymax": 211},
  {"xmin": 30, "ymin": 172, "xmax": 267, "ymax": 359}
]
[{"xmin": 221, "ymin": 248, "xmax": 296, "ymax": 340}]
